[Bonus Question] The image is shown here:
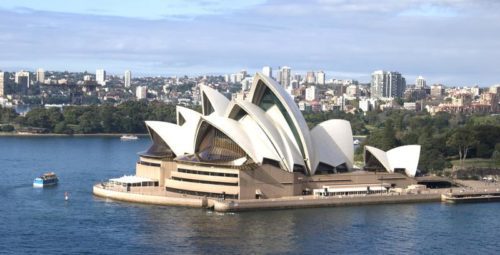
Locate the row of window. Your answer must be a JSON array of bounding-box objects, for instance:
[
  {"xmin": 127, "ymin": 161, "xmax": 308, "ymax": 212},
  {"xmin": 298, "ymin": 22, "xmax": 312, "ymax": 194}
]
[
  {"xmin": 166, "ymin": 187, "xmax": 238, "ymax": 199},
  {"xmin": 137, "ymin": 161, "xmax": 161, "ymax": 167},
  {"xmin": 172, "ymin": 177, "xmax": 238, "ymax": 186},
  {"xmin": 177, "ymin": 168, "xmax": 238, "ymax": 178}
]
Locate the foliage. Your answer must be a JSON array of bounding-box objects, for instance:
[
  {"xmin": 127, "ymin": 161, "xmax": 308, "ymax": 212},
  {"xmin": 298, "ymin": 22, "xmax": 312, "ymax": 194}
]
[{"xmin": 14, "ymin": 101, "xmax": 178, "ymax": 134}]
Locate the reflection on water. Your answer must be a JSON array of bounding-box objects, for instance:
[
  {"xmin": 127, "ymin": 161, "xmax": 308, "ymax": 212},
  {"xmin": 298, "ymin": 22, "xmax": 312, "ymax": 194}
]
[{"xmin": 1, "ymin": 136, "xmax": 500, "ymax": 254}]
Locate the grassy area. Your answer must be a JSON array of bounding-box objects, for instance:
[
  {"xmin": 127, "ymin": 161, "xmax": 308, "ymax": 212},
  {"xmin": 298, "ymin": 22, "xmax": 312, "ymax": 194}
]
[{"xmin": 451, "ymin": 158, "xmax": 500, "ymax": 168}]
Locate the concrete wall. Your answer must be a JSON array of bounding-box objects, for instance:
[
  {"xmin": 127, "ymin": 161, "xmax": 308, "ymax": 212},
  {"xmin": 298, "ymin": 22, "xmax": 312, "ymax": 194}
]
[
  {"xmin": 305, "ymin": 172, "xmax": 417, "ymax": 190},
  {"xmin": 135, "ymin": 157, "xmax": 176, "ymax": 186},
  {"xmin": 165, "ymin": 163, "xmax": 240, "ymax": 195},
  {"xmin": 239, "ymin": 165, "xmax": 304, "ymax": 199},
  {"xmin": 93, "ymin": 185, "xmax": 205, "ymax": 207}
]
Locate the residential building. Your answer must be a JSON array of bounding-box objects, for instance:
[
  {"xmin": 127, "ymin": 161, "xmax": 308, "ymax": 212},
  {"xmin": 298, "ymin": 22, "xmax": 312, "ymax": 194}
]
[
  {"xmin": 430, "ymin": 84, "xmax": 444, "ymax": 98},
  {"xmin": 124, "ymin": 70, "xmax": 131, "ymax": 88},
  {"xmin": 15, "ymin": 70, "xmax": 31, "ymax": 88},
  {"xmin": 305, "ymin": 86, "xmax": 317, "ymax": 101},
  {"xmin": 96, "ymin": 69, "xmax": 106, "ymax": 86},
  {"xmin": 316, "ymin": 71, "xmax": 325, "ymax": 85},
  {"xmin": 36, "ymin": 68, "xmax": 45, "ymax": 83},
  {"xmin": 279, "ymin": 66, "xmax": 291, "ymax": 89},
  {"xmin": 136, "ymin": 86, "xmax": 147, "ymax": 99},
  {"xmin": 262, "ymin": 66, "xmax": 272, "ymax": 78},
  {"xmin": 306, "ymin": 71, "xmax": 316, "ymax": 84},
  {"xmin": 0, "ymin": 71, "xmax": 5, "ymax": 96},
  {"xmin": 370, "ymin": 70, "xmax": 406, "ymax": 99},
  {"xmin": 415, "ymin": 76, "xmax": 426, "ymax": 89}
]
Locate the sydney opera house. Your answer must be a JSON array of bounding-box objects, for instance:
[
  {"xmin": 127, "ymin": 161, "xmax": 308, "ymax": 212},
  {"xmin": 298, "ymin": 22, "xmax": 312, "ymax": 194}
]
[{"xmin": 107, "ymin": 73, "xmax": 421, "ymax": 201}]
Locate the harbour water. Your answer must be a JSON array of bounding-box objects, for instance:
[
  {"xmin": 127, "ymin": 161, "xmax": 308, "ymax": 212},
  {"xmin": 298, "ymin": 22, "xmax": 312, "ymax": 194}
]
[{"xmin": 1, "ymin": 136, "xmax": 499, "ymax": 254}]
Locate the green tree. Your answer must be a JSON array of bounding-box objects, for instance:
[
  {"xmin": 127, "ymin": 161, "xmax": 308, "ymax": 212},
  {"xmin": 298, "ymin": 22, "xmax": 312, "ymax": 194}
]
[{"xmin": 446, "ymin": 127, "xmax": 477, "ymax": 169}]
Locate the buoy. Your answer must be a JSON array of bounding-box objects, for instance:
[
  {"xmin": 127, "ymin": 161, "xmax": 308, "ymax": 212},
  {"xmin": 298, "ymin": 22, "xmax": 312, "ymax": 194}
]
[{"xmin": 64, "ymin": 192, "xmax": 69, "ymax": 201}]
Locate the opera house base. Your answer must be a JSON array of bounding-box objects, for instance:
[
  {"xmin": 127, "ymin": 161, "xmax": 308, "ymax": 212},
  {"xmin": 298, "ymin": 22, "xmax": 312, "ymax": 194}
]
[
  {"xmin": 93, "ymin": 158, "xmax": 444, "ymax": 211},
  {"xmin": 92, "ymin": 184, "xmax": 442, "ymax": 212}
]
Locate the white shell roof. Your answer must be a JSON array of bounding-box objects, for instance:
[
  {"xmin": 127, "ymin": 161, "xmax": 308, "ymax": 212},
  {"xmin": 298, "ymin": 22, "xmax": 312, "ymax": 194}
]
[
  {"xmin": 248, "ymin": 73, "xmax": 316, "ymax": 174},
  {"xmin": 311, "ymin": 119, "xmax": 354, "ymax": 173},
  {"xmin": 232, "ymin": 99, "xmax": 304, "ymax": 172},
  {"xmin": 200, "ymin": 84, "xmax": 229, "ymax": 116},
  {"xmin": 365, "ymin": 145, "xmax": 421, "ymax": 177},
  {"xmin": 144, "ymin": 72, "xmax": 360, "ymax": 175},
  {"xmin": 145, "ymin": 121, "xmax": 190, "ymax": 156}
]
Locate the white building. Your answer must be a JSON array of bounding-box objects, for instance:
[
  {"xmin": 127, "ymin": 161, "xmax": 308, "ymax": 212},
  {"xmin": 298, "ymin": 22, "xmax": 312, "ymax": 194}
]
[
  {"xmin": 415, "ymin": 75, "xmax": 426, "ymax": 89},
  {"xmin": 280, "ymin": 66, "xmax": 291, "ymax": 89},
  {"xmin": 124, "ymin": 70, "xmax": 131, "ymax": 88},
  {"xmin": 0, "ymin": 71, "xmax": 5, "ymax": 97},
  {"xmin": 345, "ymin": 85, "xmax": 359, "ymax": 98},
  {"xmin": 306, "ymin": 71, "xmax": 316, "ymax": 84},
  {"xmin": 262, "ymin": 66, "xmax": 272, "ymax": 78},
  {"xmin": 305, "ymin": 86, "xmax": 317, "ymax": 101},
  {"xmin": 15, "ymin": 70, "xmax": 31, "ymax": 88},
  {"xmin": 371, "ymin": 70, "xmax": 406, "ymax": 99},
  {"xmin": 36, "ymin": 68, "xmax": 45, "ymax": 83},
  {"xmin": 316, "ymin": 71, "xmax": 325, "ymax": 85},
  {"xmin": 97, "ymin": 72, "xmax": 419, "ymax": 203},
  {"xmin": 136, "ymin": 86, "xmax": 147, "ymax": 99},
  {"xmin": 359, "ymin": 98, "xmax": 378, "ymax": 112},
  {"xmin": 96, "ymin": 69, "xmax": 106, "ymax": 86}
]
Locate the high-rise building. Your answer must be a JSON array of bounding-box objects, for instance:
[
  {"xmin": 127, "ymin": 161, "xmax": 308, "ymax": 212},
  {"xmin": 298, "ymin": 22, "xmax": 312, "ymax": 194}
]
[
  {"xmin": 280, "ymin": 66, "xmax": 291, "ymax": 89},
  {"xmin": 96, "ymin": 69, "xmax": 106, "ymax": 86},
  {"xmin": 306, "ymin": 71, "xmax": 316, "ymax": 84},
  {"xmin": 36, "ymin": 68, "xmax": 45, "ymax": 83},
  {"xmin": 370, "ymin": 70, "xmax": 406, "ymax": 99},
  {"xmin": 136, "ymin": 86, "xmax": 147, "ymax": 99},
  {"xmin": 430, "ymin": 84, "xmax": 444, "ymax": 98},
  {"xmin": 15, "ymin": 70, "xmax": 31, "ymax": 88},
  {"xmin": 0, "ymin": 71, "xmax": 5, "ymax": 97},
  {"xmin": 316, "ymin": 71, "xmax": 325, "ymax": 85},
  {"xmin": 124, "ymin": 70, "xmax": 131, "ymax": 88},
  {"xmin": 262, "ymin": 66, "xmax": 272, "ymax": 78},
  {"xmin": 305, "ymin": 86, "xmax": 317, "ymax": 101},
  {"xmin": 415, "ymin": 75, "xmax": 426, "ymax": 89}
]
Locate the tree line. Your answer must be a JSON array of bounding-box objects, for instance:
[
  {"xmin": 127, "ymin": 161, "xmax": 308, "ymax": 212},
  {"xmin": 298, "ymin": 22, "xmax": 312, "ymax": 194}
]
[{"xmin": 2, "ymin": 103, "xmax": 499, "ymax": 173}]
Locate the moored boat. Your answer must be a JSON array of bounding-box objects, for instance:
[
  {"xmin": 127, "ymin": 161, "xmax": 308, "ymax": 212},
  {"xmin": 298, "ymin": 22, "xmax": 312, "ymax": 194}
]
[
  {"xmin": 120, "ymin": 134, "xmax": 139, "ymax": 141},
  {"xmin": 33, "ymin": 172, "xmax": 59, "ymax": 187},
  {"xmin": 441, "ymin": 190, "xmax": 500, "ymax": 203}
]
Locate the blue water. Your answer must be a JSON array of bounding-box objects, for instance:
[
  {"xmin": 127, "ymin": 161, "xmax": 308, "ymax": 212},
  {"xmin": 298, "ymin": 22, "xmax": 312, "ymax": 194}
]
[{"xmin": 1, "ymin": 136, "xmax": 500, "ymax": 254}]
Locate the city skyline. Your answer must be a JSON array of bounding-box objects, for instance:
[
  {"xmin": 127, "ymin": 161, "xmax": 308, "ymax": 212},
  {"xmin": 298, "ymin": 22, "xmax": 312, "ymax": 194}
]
[{"xmin": 0, "ymin": 0, "xmax": 499, "ymax": 85}]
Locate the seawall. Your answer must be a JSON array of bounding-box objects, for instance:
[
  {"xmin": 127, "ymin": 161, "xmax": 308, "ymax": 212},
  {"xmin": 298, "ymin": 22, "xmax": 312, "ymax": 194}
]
[
  {"xmin": 93, "ymin": 185, "xmax": 206, "ymax": 208},
  {"xmin": 211, "ymin": 193, "xmax": 441, "ymax": 212}
]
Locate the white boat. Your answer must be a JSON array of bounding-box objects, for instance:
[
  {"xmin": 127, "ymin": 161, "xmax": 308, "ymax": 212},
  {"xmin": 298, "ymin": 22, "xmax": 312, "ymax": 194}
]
[
  {"xmin": 120, "ymin": 135, "xmax": 139, "ymax": 141},
  {"xmin": 353, "ymin": 139, "xmax": 360, "ymax": 145}
]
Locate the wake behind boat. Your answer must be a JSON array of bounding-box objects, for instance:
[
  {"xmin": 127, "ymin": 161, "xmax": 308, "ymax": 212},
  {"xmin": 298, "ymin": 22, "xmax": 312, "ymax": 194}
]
[
  {"xmin": 33, "ymin": 172, "xmax": 58, "ymax": 188},
  {"xmin": 120, "ymin": 134, "xmax": 139, "ymax": 141}
]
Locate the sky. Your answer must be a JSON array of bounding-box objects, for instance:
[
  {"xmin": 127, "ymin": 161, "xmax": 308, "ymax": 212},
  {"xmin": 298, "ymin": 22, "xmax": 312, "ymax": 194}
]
[{"xmin": 0, "ymin": 0, "xmax": 499, "ymax": 86}]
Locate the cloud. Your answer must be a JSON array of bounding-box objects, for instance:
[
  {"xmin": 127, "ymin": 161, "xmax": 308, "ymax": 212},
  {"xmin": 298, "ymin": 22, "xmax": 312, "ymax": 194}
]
[{"xmin": 0, "ymin": 0, "xmax": 498, "ymax": 85}]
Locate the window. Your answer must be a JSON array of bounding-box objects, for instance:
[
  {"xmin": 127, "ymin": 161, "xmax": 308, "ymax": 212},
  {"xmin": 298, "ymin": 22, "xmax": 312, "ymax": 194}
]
[
  {"xmin": 195, "ymin": 122, "xmax": 247, "ymax": 162},
  {"xmin": 202, "ymin": 93, "xmax": 214, "ymax": 116},
  {"xmin": 262, "ymin": 158, "xmax": 281, "ymax": 168}
]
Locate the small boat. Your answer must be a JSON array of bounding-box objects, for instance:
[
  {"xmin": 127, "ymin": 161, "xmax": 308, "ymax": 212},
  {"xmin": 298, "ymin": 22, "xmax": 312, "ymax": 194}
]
[
  {"xmin": 33, "ymin": 172, "xmax": 59, "ymax": 187},
  {"xmin": 120, "ymin": 135, "xmax": 139, "ymax": 141},
  {"xmin": 353, "ymin": 139, "xmax": 360, "ymax": 145}
]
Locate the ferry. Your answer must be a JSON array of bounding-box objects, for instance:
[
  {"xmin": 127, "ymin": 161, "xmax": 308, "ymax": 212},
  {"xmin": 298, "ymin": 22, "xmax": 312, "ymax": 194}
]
[
  {"xmin": 33, "ymin": 172, "xmax": 59, "ymax": 187},
  {"xmin": 441, "ymin": 190, "xmax": 500, "ymax": 203},
  {"xmin": 120, "ymin": 134, "xmax": 139, "ymax": 141}
]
